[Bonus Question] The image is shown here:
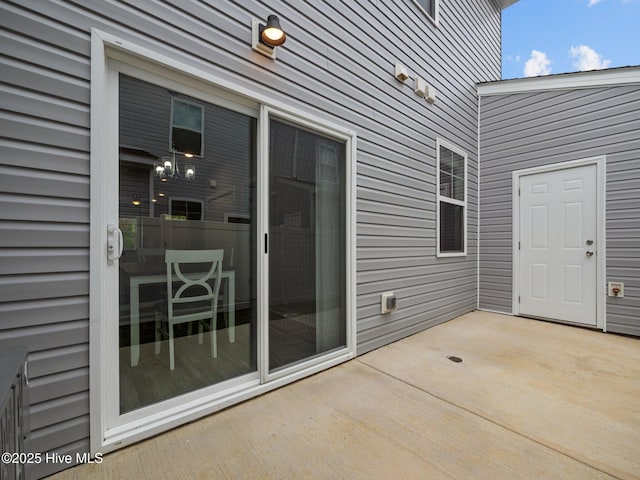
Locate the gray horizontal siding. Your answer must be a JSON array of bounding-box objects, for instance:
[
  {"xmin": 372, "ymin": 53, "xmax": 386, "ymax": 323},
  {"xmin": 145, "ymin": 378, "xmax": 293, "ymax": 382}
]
[
  {"xmin": 479, "ymin": 83, "xmax": 640, "ymax": 335},
  {"xmin": 0, "ymin": 222, "xmax": 89, "ymax": 248},
  {"xmin": 1, "ymin": 1, "xmax": 93, "ymax": 475},
  {"xmin": 0, "ymin": 297, "xmax": 88, "ymax": 330},
  {"xmin": 0, "ymin": 0, "xmax": 501, "ymax": 476}
]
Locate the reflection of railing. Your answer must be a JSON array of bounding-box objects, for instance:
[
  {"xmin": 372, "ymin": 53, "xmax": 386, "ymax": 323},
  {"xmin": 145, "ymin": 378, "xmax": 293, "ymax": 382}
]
[
  {"xmin": 121, "ymin": 218, "xmax": 251, "ymax": 307},
  {"xmin": 0, "ymin": 346, "xmax": 30, "ymax": 480}
]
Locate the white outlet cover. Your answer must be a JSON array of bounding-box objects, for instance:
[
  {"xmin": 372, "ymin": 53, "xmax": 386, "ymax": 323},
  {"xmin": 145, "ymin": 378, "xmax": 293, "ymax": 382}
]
[{"xmin": 381, "ymin": 291, "xmax": 395, "ymax": 314}]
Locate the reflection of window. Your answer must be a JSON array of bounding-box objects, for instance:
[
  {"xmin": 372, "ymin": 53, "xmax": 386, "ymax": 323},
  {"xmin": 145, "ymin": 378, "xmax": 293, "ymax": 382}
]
[
  {"xmin": 171, "ymin": 98, "xmax": 203, "ymax": 156},
  {"xmin": 169, "ymin": 199, "xmax": 203, "ymax": 221},
  {"xmin": 318, "ymin": 140, "xmax": 339, "ymax": 184},
  {"xmin": 437, "ymin": 140, "xmax": 466, "ymax": 256},
  {"xmin": 413, "ymin": 0, "xmax": 438, "ymax": 23},
  {"xmin": 224, "ymin": 214, "xmax": 250, "ymax": 224}
]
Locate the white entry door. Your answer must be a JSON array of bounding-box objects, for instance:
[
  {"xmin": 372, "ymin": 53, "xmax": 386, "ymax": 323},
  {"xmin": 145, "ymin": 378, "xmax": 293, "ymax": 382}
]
[{"xmin": 518, "ymin": 164, "xmax": 598, "ymax": 326}]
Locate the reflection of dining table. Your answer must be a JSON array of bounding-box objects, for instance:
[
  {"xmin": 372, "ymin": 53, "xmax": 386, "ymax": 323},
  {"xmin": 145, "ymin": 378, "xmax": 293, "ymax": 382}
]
[{"xmin": 127, "ymin": 267, "xmax": 235, "ymax": 367}]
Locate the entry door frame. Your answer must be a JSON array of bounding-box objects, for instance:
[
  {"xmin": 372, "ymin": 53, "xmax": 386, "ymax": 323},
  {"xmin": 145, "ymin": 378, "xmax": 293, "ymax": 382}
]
[{"xmin": 512, "ymin": 156, "xmax": 606, "ymax": 330}]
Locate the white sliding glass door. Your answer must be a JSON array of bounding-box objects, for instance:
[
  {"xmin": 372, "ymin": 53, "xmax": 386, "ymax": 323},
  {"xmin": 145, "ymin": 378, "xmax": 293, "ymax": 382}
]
[
  {"xmin": 91, "ymin": 36, "xmax": 354, "ymax": 452},
  {"xmin": 117, "ymin": 73, "xmax": 258, "ymax": 413},
  {"xmin": 267, "ymin": 116, "xmax": 348, "ymax": 373}
]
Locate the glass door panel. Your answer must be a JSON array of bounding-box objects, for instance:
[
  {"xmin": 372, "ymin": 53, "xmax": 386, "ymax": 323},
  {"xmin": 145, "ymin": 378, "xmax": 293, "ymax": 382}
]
[
  {"xmin": 268, "ymin": 118, "xmax": 347, "ymax": 372},
  {"xmin": 118, "ymin": 74, "xmax": 257, "ymax": 413}
]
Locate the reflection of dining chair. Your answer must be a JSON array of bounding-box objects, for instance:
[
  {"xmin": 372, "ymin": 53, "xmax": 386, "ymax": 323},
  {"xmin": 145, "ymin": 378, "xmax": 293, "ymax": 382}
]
[
  {"xmin": 156, "ymin": 249, "xmax": 224, "ymax": 370},
  {"xmin": 222, "ymin": 245, "xmax": 234, "ymax": 270}
]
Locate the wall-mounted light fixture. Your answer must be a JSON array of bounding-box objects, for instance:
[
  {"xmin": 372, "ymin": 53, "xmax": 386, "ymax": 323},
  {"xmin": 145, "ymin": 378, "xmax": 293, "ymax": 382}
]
[{"xmin": 252, "ymin": 15, "xmax": 286, "ymax": 59}]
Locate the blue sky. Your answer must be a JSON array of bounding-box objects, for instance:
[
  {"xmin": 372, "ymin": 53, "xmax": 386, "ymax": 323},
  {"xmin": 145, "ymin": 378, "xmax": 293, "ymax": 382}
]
[{"xmin": 502, "ymin": 0, "xmax": 640, "ymax": 79}]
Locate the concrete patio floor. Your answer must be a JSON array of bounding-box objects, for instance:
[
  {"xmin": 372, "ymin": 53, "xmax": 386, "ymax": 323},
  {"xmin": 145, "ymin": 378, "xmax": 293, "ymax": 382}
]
[{"xmin": 50, "ymin": 311, "xmax": 640, "ymax": 480}]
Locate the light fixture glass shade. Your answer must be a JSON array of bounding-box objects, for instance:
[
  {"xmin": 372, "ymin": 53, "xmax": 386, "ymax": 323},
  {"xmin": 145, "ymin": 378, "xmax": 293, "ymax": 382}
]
[
  {"xmin": 154, "ymin": 162, "xmax": 165, "ymax": 178},
  {"xmin": 261, "ymin": 15, "xmax": 286, "ymax": 47},
  {"xmin": 155, "ymin": 154, "xmax": 194, "ymax": 180},
  {"xmin": 157, "ymin": 156, "xmax": 175, "ymax": 178}
]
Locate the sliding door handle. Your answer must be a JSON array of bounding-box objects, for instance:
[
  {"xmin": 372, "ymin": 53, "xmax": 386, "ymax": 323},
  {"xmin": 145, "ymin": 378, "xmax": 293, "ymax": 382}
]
[{"xmin": 107, "ymin": 223, "xmax": 124, "ymax": 264}]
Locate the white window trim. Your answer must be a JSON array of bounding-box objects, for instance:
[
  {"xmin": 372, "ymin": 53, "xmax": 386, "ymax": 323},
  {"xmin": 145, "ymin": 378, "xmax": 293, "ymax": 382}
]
[
  {"xmin": 170, "ymin": 96, "xmax": 204, "ymax": 157},
  {"xmin": 412, "ymin": 0, "xmax": 440, "ymax": 26},
  {"xmin": 436, "ymin": 138, "xmax": 468, "ymax": 257},
  {"xmin": 90, "ymin": 28, "xmax": 357, "ymax": 455}
]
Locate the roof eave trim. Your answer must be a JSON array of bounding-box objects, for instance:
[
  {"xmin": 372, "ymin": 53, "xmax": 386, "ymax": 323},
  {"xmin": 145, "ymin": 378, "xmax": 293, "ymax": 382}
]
[
  {"xmin": 501, "ymin": 0, "xmax": 519, "ymax": 9},
  {"xmin": 478, "ymin": 67, "xmax": 640, "ymax": 96}
]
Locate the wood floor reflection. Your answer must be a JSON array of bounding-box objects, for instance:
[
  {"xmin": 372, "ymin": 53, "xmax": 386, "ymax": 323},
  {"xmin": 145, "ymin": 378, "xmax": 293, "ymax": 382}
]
[
  {"xmin": 118, "ymin": 310, "xmax": 319, "ymax": 413},
  {"xmin": 119, "ymin": 322, "xmax": 255, "ymax": 413}
]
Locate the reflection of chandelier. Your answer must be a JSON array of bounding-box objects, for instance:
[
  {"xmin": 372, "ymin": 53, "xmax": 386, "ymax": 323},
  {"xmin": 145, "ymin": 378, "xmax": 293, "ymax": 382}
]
[{"xmin": 155, "ymin": 152, "xmax": 195, "ymax": 181}]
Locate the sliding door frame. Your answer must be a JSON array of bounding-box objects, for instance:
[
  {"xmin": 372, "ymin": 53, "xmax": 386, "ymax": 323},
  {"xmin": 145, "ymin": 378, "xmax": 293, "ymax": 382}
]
[
  {"xmin": 259, "ymin": 106, "xmax": 357, "ymax": 384},
  {"xmin": 90, "ymin": 30, "xmax": 356, "ymax": 454}
]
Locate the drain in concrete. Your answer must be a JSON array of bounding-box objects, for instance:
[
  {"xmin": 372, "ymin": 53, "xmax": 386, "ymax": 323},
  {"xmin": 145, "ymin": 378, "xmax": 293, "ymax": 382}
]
[{"xmin": 447, "ymin": 356, "xmax": 463, "ymax": 363}]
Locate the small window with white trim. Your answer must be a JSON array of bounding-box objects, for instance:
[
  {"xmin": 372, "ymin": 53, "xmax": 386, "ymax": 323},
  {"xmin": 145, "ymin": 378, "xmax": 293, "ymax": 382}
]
[
  {"xmin": 437, "ymin": 140, "xmax": 467, "ymax": 256},
  {"xmin": 412, "ymin": 0, "xmax": 439, "ymax": 24},
  {"xmin": 171, "ymin": 97, "xmax": 204, "ymax": 157},
  {"xmin": 168, "ymin": 198, "xmax": 203, "ymax": 221}
]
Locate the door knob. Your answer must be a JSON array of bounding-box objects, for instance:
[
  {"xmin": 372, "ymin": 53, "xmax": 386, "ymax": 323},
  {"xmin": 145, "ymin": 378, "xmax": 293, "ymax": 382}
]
[{"xmin": 586, "ymin": 250, "xmax": 594, "ymax": 257}]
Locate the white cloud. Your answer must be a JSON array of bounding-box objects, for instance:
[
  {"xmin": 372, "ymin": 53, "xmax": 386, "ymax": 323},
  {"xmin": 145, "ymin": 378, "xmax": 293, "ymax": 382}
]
[
  {"xmin": 588, "ymin": 0, "xmax": 603, "ymax": 6},
  {"xmin": 524, "ymin": 50, "xmax": 552, "ymax": 77},
  {"xmin": 570, "ymin": 45, "xmax": 611, "ymax": 71}
]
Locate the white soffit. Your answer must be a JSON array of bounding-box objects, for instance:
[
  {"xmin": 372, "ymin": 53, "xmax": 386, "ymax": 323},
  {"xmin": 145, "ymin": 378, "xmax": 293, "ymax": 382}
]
[{"xmin": 478, "ymin": 66, "xmax": 640, "ymax": 96}]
